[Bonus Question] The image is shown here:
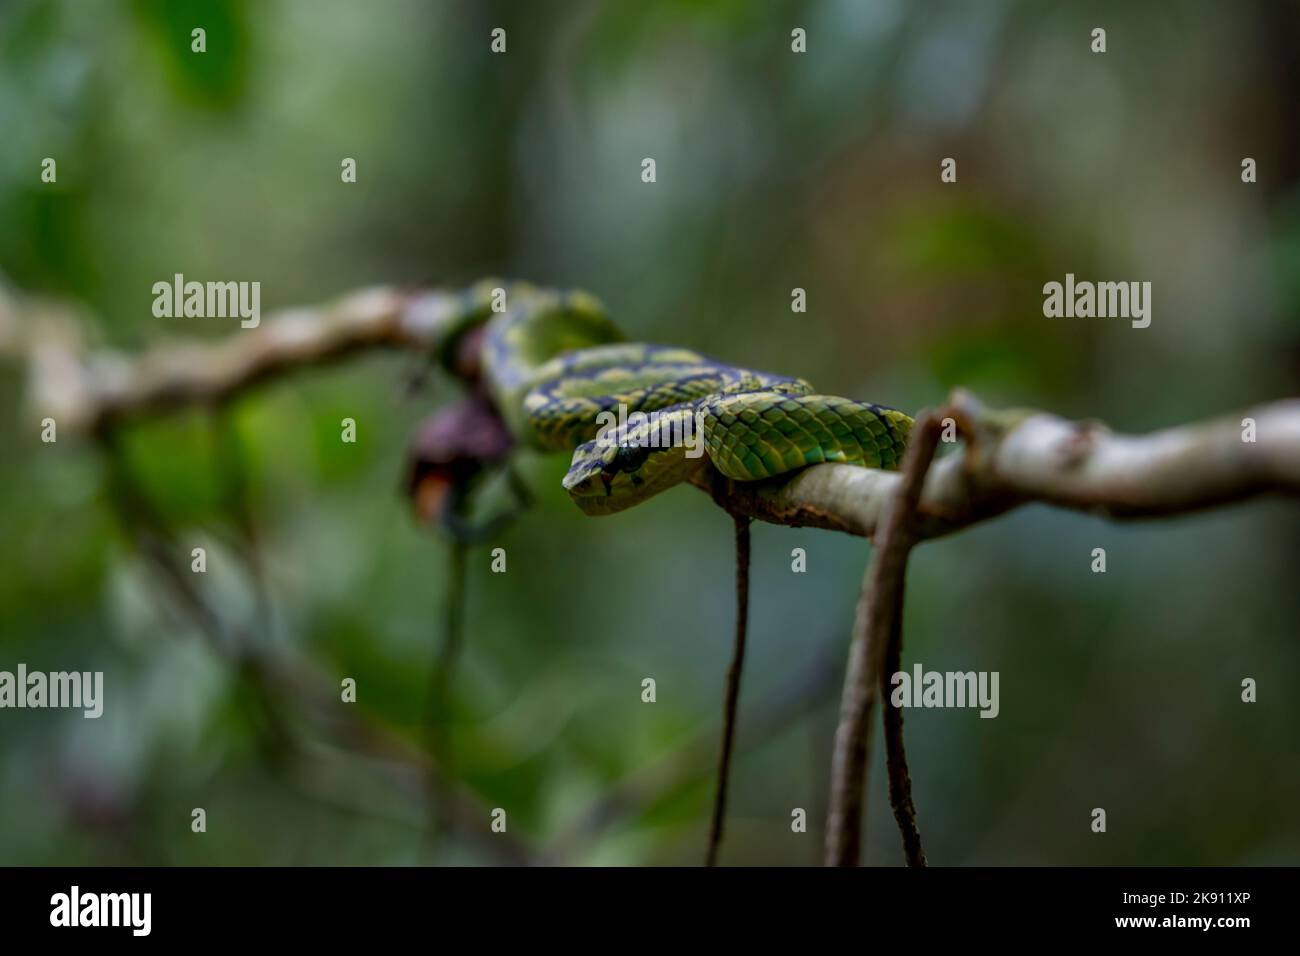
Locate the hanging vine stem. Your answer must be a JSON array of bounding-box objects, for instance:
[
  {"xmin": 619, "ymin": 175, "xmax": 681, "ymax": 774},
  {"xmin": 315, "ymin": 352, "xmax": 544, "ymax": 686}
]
[
  {"xmin": 824, "ymin": 407, "xmax": 950, "ymax": 867},
  {"xmin": 882, "ymin": 580, "xmax": 925, "ymax": 867},
  {"xmin": 705, "ymin": 512, "xmax": 752, "ymax": 867},
  {"xmin": 424, "ymin": 538, "xmax": 468, "ymax": 853}
]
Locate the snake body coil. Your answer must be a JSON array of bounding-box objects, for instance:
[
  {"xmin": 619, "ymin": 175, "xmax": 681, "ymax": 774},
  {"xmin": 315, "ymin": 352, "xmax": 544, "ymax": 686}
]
[{"xmin": 453, "ymin": 282, "xmax": 913, "ymax": 515}]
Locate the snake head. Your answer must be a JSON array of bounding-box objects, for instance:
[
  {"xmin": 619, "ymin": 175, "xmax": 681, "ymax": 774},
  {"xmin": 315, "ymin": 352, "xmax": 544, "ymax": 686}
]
[
  {"xmin": 563, "ymin": 438, "xmax": 643, "ymax": 514},
  {"xmin": 563, "ymin": 428, "xmax": 695, "ymax": 515}
]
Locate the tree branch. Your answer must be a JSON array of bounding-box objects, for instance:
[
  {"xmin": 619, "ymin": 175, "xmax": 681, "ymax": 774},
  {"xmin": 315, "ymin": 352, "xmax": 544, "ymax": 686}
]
[
  {"xmin": 697, "ymin": 391, "xmax": 1300, "ymax": 541},
  {"xmin": 9, "ymin": 285, "xmax": 464, "ymax": 432},
  {"xmin": 10, "ymin": 284, "xmax": 1298, "ymax": 542}
]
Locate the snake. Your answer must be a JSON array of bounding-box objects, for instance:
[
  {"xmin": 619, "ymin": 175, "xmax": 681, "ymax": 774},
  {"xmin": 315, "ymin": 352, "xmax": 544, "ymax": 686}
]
[{"xmin": 440, "ymin": 281, "xmax": 913, "ymax": 515}]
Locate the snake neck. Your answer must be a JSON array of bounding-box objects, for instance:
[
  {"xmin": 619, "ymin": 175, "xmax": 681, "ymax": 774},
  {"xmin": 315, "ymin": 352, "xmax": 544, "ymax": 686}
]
[{"xmin": 479, "ymin": 286, "xmax": 623, "ymax": 444}]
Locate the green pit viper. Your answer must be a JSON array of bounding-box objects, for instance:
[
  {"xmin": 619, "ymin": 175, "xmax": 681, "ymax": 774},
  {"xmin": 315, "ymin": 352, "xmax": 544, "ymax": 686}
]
[{"xmin": 439, "ymin": 281, "xmax": 913, "ymax": 513}]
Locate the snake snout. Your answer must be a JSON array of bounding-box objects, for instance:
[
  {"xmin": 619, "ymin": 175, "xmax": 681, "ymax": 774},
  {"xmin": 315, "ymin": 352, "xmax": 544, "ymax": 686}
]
[
  {"xmin": 563, "ymin": 471, "xmax": 612, "ymax": 498},
  {"xmin": 562, "ymin": 472, "xmax": 589, "ymax": 493},
  {"xmin": 562, "ymin": 467, "xmax": 603, "ymax": 499}
]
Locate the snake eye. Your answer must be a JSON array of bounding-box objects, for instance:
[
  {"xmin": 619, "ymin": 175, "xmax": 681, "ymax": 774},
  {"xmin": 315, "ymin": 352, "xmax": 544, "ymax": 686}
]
[{"xmin": 612, "ymin": 443, "xmax": 651, "ymax": 473}]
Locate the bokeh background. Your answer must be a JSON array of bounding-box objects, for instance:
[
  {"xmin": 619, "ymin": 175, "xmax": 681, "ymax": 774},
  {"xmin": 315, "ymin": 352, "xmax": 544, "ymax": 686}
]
[{"xmin": 1, "ymin": 0, "xmax": 1298, "ymax": 865}]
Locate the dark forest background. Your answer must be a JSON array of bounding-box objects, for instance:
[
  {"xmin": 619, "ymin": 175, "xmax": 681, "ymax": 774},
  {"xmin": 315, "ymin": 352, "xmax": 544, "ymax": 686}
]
[{"xmin": 1, "ymin": 0, "xmax": 1297, "ymax": 864}]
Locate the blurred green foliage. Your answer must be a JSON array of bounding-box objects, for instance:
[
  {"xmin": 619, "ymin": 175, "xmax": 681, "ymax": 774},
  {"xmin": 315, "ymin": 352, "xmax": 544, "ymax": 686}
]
[{"xmin": 1, "ymin": 0, "xmax": 1297, "ymax": 865}]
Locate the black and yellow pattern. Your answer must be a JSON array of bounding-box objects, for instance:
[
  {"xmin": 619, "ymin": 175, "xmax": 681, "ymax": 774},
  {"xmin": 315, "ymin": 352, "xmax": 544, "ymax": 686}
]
[{"xmin": 456, "ymin": 284, "xmax": 913, "ymax": 514}]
